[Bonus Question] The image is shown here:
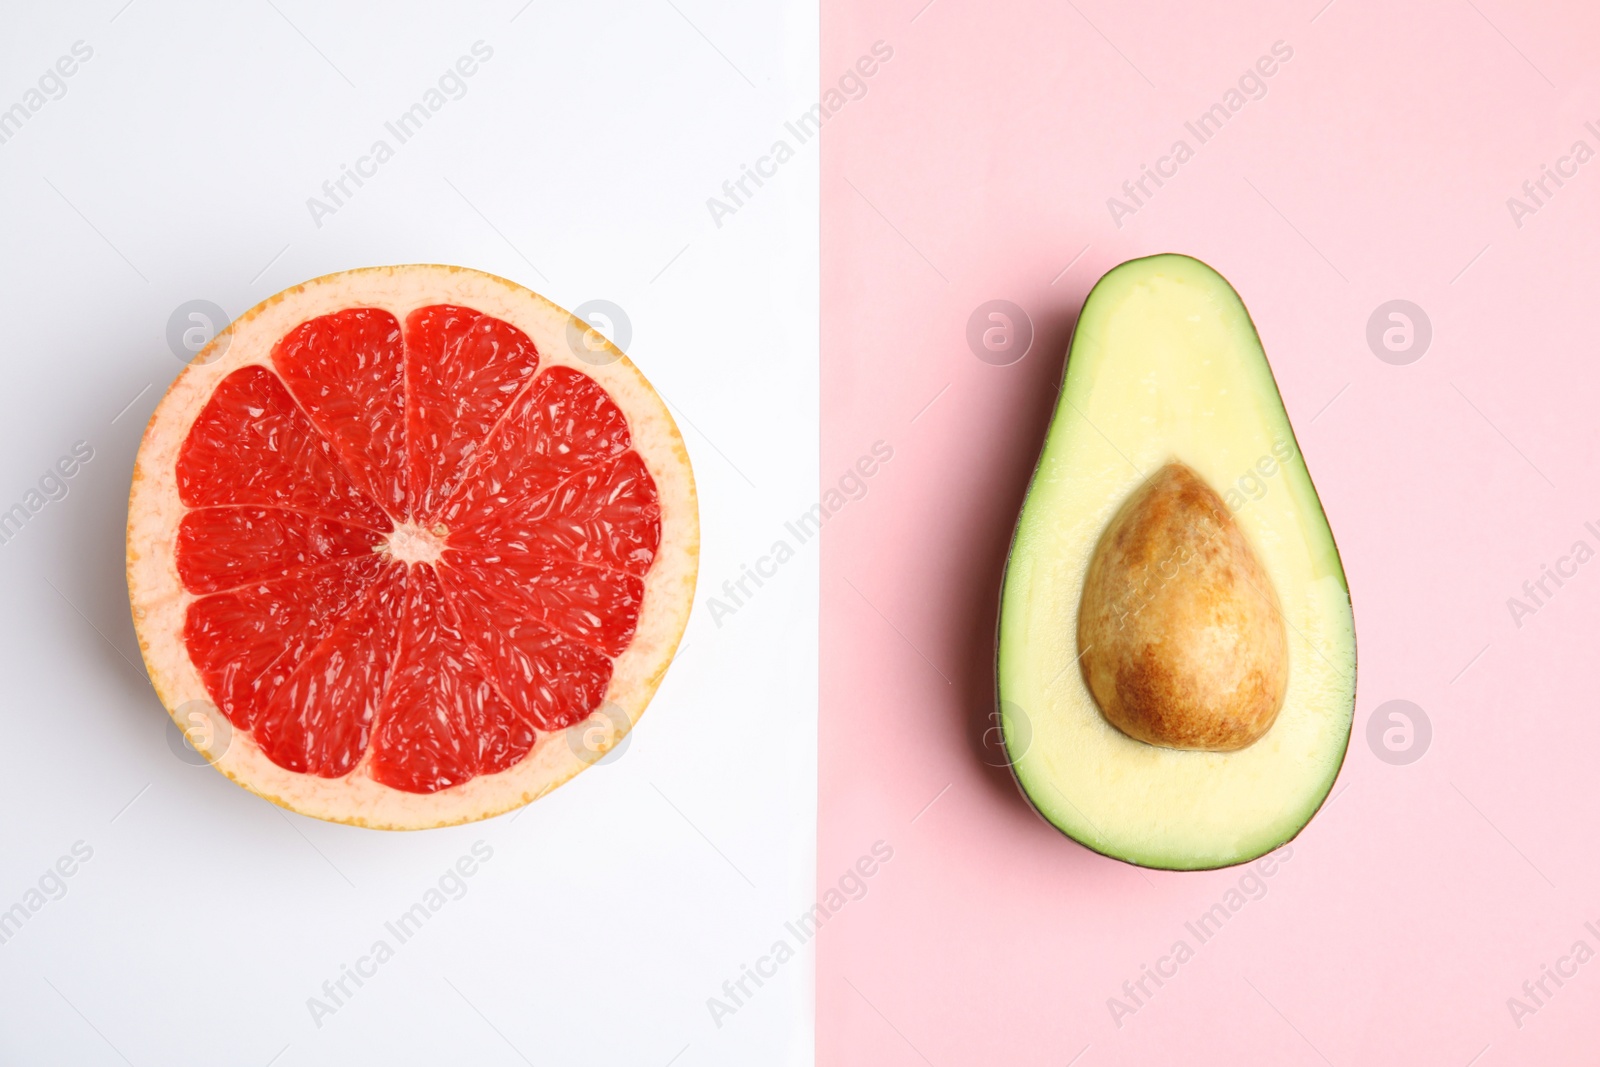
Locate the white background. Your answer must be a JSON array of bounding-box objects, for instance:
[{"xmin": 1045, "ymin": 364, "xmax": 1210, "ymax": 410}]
[{"xmin": 0, "ymin": 2, "xmax": 818, "ymax": 1063}]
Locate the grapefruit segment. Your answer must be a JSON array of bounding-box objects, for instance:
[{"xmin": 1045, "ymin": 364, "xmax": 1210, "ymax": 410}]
[
  {"xmin": 176, "ymin": 507, "xmax": 384, "ymax": 595},
  {"xmin": 272, "ymin": 307, "xmax": 409, "ymax": 517},
  {"xmin": 435, "ymin": 365, "xmax": 634, "ymax": 530},
  {"xmin": 368, "ymin": 564, "xmax": 534, "ymax": 795},
  {"xmin": 183, "ymin": 554, "xmax": 387, "ymax": 731},
  {"xmin": 253, "ymin": 564, "xmax": 407, "ymax": 779},
  {"xmin": 440, "ymin": 546, "xmax": 645, "ymax": 657},
  {"xmin": 405, "ymin": 305, "xmax": 542, "ymax": 521},
  {"xmin": 439, "ymin": 576, "xmax": 614, "ymax": 732},
  {"xmin": 128, "ymin": 265, "xmax": 698, "ymax": 828},
  {"xmin": 176, "ymin": 364, "xmax": 391, "ymax": 529},
  {"xmin": 455, "ymin": 452, "xmax": 662, "ymax": 576}
]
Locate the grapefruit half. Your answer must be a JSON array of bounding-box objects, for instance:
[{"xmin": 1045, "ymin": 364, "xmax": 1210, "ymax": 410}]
[{"xmin": 127, "ymin": 265, "xmax": 697, "ymax": 829}]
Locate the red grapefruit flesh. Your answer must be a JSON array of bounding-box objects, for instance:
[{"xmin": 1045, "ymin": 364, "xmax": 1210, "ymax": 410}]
[{"xmin": 128, "ymin": 266, "xmax": 698, "ymax": 828}]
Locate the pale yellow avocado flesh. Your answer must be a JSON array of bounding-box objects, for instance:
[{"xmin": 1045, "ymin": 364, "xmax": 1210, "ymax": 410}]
[{"xmin": 998, "ymin": 254, "xmax": 1355, "ymax": 870}]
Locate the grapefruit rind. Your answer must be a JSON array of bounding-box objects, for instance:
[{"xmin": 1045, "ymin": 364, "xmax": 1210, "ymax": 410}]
[{"xmin": 127, "ymin": 265, "xmax": 698, "ymax": 829}]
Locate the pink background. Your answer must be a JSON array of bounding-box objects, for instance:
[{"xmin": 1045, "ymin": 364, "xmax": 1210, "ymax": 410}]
[{"xmin": 819, "ymin": 1, "xmax": 1600, "ymax": 1063}]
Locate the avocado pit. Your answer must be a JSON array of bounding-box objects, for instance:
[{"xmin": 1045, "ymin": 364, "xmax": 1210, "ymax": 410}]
[{"xmin": 1077, "ymin": 461, "xmax": 1288, "ymax": 751}]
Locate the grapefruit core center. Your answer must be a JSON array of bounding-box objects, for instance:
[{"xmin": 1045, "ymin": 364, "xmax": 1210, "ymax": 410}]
[{"xmin": 382, "ymin": 521, "xmax": 449, "ymax": 565}]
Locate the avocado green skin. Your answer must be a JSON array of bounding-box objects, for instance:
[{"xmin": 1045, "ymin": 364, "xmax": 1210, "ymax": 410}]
[{"xmin": 994, "ymin": 252, "xmax": 1356, "ymax": 871}]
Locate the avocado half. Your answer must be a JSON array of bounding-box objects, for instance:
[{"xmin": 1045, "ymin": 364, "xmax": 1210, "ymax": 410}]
[{"xmin": 998, "ymin": 254, "xmax": 1355, "ymax": 871}]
